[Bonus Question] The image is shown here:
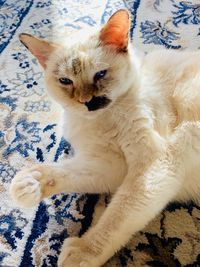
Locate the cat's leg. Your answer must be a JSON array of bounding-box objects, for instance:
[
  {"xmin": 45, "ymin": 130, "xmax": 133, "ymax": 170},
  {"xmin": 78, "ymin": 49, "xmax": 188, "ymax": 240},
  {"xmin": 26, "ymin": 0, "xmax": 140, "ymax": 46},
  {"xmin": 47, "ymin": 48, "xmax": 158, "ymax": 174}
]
[
  {"xmin": 58, "ymin": 120, "xmax": 200, "ymax": 267},
  {"xmin": 58, "ymin": 121, "xmax": 200, "ymax": 267},
  {"xmin": 58, "ymin": 148, "xmax": 183, "ymax": 267},
  {"xmin": 10, "ymin": 153, "xmax": 126, "ymax": 207}
]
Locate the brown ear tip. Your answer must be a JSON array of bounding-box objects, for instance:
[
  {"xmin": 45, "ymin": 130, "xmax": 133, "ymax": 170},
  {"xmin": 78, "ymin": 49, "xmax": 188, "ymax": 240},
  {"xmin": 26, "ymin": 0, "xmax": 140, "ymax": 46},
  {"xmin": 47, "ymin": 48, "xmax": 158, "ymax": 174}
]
[
  {"xmin": 19, "ymin": 33, "xmax": 33, "ymax": 40},
  {"xmin": 19, "ymin": 33, "xmax": 24, "ymax": 40},
  {"xmin": 113, "ymin": 9, "xmax": 130, "ymax": 18},
  {"xmin": 19, "ymin": 33, "xmax": 31, "ymax": 49}
]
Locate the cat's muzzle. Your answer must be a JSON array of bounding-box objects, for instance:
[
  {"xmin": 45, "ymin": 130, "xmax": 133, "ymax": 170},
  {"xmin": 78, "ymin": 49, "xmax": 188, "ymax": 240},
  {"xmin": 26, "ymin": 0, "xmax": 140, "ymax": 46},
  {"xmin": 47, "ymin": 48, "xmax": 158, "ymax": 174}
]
[{"xmin": 85, "ymin": 96, "xmax": 111, "ymax": 111}]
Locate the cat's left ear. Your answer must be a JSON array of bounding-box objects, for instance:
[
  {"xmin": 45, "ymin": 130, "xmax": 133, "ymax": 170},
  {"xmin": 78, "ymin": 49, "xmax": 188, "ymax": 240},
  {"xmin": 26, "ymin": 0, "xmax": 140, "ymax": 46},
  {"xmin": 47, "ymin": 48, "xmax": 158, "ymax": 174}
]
[
  {"xmin": 99, "ymin": 9, "xmax": 130, "ymax": 52},
  {"xmin": 19, "ymin": 33, "xmax": 58, "ymax": 68}
]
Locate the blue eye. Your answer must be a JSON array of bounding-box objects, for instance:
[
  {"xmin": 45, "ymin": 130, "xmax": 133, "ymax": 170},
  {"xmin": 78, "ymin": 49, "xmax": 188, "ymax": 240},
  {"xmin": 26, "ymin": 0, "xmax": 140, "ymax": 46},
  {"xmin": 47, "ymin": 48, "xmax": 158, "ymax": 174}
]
[
  {"xmin": 59, "ymin": 77, "xmax": 73, "ymax": 85},
  {"xmin": 94, "ymin": 70, "xmax": 107, "ymax": 82}
]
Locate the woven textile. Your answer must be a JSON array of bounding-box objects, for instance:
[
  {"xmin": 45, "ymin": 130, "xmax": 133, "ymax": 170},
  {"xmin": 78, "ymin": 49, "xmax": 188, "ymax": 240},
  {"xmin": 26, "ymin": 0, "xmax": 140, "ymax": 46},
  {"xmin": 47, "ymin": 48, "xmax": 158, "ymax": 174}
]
[{"xmin": 0, "ymin": 0, "xmax": 200, "ymax": 266}]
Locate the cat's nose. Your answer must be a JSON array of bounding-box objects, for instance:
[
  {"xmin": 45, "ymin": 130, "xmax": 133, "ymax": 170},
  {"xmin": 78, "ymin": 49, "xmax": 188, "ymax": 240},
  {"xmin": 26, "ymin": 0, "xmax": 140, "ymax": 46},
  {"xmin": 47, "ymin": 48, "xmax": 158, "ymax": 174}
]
[
  {"xmin": 78, "ymin": 98, "xmax": 86, "ymax": 103},
  {"xmin": 78, "ymin": 95, "xmax": 92, "ymax": 104}
]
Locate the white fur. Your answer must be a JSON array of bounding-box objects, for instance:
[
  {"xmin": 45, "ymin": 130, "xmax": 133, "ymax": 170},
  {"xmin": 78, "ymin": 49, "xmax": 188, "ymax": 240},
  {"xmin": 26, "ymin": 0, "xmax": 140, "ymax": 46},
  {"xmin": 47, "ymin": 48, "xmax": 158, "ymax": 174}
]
[{"xmin": 10, "ymin": 31, "xmax": 200, "ymax": 266}]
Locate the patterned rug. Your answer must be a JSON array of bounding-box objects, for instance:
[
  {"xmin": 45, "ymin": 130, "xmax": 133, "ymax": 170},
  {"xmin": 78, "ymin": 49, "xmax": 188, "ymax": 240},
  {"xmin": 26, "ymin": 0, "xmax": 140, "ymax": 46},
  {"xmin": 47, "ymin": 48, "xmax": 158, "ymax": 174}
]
[{"xmin": 0, "ymin": 0, "xmax": 200, "ymax": 266}]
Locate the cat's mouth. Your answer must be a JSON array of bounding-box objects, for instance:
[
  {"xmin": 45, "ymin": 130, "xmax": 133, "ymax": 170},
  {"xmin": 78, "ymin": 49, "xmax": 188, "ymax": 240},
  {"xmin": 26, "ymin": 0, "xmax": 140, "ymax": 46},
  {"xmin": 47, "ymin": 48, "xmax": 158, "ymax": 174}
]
[{"xmin": 85, "ymin": 96, "xmax": 111, "ymax": 111}]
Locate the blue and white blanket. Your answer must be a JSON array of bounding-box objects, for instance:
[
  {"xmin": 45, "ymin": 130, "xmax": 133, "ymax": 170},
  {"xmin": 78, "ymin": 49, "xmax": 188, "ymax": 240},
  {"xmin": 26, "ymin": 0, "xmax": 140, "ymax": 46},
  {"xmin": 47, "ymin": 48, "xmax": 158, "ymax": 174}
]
[{"xmin": 0, "ymin": 0, "xmax": 200, "ymax": 266}]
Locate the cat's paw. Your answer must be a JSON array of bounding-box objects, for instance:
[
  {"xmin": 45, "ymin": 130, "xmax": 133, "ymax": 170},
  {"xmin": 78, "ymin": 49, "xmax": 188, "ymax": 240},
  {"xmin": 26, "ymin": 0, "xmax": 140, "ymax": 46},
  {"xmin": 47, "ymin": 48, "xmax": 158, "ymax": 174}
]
[
  {"xmin": 58, "ymin": 237, "xmax": 99, "ymax": 267},
  {"xmin": 10, "ymin": 168, "xmax": 42, "ymax": 208}
]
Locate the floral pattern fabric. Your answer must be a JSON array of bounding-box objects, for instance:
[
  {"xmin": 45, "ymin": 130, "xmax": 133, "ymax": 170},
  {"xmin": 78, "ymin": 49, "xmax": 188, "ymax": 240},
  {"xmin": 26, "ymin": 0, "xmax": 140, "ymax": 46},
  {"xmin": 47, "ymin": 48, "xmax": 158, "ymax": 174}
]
[{"xmin": 0, "ymin": 0, "xmax": 200, "ymax": 266}]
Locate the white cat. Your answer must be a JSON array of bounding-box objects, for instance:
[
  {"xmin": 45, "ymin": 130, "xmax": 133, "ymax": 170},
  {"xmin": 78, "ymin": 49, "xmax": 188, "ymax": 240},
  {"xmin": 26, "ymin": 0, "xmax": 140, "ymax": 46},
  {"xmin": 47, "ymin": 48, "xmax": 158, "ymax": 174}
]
[{"xmin": 10, "ymin": 9, "xmax": 200, "ymax": 267}]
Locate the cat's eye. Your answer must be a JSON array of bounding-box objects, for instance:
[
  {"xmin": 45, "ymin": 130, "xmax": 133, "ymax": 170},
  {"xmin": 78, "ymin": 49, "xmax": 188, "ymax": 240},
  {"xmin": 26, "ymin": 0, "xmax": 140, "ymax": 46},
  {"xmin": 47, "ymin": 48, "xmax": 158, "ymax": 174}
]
[
  {"xmin": 94, "ymin": 70, "xmax": 107, "ymax": 82},
  {"xmin": 59, "ymin": 77, "xmax": 73, "ymax": 85}
]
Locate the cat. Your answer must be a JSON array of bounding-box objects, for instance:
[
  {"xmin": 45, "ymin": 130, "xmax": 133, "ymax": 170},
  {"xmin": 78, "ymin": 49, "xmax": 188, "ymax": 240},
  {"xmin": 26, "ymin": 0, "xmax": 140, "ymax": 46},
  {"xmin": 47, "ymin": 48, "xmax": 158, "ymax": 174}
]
[{"xmin": 10, "ymin": 9, "xmax": 200, "ymax": 267}]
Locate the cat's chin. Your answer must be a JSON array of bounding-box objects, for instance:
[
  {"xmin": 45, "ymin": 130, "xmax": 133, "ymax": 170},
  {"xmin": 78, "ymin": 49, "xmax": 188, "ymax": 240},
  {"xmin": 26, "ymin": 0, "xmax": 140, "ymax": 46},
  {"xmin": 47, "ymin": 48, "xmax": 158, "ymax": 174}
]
[
  {"xmin": 63, "ymin": 102, "xmax": 108, "ymax": 120},
  {"xmin": 83, "ymin": 106, "xmax": 109, "ymax": 119}
]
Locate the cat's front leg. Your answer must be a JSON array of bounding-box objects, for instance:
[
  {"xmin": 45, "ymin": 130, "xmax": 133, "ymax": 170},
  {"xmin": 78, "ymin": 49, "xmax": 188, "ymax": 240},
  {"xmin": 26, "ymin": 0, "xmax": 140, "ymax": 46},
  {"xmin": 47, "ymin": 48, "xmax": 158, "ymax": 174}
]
[
  {"xmin": 10, "ymin": 153, "xmax": 126, "ymax": 207},
  {"xmin": 58, "ymin": 121, "xmax": 200, "ymax": 267},
  {"xmin": 58, "ymin": 237, "xmax": 96, "ymax": 267},
  {"xmin": 58, "ymin": 147, "xmax": 183, "ymax": 267},
  {"xmin": 9, "ymin": 163, "xmax": 67, "ymax": 207}
]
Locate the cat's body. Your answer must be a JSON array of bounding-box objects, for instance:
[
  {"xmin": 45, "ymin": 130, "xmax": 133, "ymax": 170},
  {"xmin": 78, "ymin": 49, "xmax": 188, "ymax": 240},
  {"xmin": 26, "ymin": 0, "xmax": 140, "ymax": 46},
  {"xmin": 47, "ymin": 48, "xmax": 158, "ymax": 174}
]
[
  {"xmin": 10, "ymin": 10, "xmax": 200, "ymax": 267},
  {"xmin": 62, "ymin": 48, "xmax": 200, "ymax": 200}
]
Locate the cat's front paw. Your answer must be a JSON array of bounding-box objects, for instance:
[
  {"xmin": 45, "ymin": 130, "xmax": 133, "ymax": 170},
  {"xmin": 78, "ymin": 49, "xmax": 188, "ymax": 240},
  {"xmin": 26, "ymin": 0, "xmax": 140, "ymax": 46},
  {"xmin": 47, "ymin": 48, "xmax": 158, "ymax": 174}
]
[
  {"xmin": 58, "ymin": 237, "xmax": 99, "ymax": 267},
  {"xmin": 10, "ymin": 167, "xmax": 42, "ymax": 208}
]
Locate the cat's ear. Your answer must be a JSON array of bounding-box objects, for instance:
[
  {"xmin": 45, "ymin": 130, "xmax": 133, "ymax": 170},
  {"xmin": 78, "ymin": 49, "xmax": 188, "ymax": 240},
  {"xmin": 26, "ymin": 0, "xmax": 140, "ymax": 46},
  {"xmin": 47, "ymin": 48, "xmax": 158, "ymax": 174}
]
[
  {"xmin": 19, "ymin": 33, "xmax": 58, "ymax": 68},
  {"xmin": 99, "ymin": 9, "xmax": 130, "ymax": 52}
]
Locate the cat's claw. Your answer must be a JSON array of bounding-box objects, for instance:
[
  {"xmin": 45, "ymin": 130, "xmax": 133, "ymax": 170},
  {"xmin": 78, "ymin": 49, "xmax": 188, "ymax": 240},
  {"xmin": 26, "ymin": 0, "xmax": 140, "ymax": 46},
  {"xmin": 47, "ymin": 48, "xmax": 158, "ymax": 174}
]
[
  {"xmin": 10, "ymin": 169, "xmax": 42, "ymax": 207},
  {"xmin": 58, "ymin": 237, "xmax": 97, "ymax": 267}
]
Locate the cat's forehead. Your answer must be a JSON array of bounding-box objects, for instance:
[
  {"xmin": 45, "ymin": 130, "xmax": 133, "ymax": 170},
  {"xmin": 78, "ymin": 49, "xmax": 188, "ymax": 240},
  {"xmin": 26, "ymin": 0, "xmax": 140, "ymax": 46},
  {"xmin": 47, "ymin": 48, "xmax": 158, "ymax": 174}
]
[
  {"xmin": 71, "ymin": 57, "xmax": 82, "ymax": 75},
  {"xmin": 56, "ymin": 45, "xmax": 109, "ymax": 75}
]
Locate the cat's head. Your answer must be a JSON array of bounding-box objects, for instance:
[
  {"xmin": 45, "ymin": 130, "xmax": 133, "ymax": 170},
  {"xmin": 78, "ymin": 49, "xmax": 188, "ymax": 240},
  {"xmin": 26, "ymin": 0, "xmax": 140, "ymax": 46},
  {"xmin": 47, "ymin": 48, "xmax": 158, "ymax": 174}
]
[{"xmin": 19, "ymin": 10, "xmax": 137, "ymax": 117}]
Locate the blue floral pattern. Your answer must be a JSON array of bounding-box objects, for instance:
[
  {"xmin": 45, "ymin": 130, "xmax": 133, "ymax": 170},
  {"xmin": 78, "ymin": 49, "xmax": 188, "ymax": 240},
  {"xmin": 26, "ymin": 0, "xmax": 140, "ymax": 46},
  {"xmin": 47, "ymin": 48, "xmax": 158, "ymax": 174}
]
[
  {"xmin": 4, "ymin": 118, "xmax": 41, "ymax": 157},
  {"xmin": 11, "ymin": 52, "xmax": 27, "ymax": 61},
  {"xmin": 140, "ymin": 20, "xmax": 181, "ymax": 49},
  {"xmin": 0, "ymin": 209, "xmax": 28, "ymax": 249},
  {"xmin": 24, "ymin": 100, "xmax": 51, "ymax": 112},
  {"xmin": 0, "ymin": 0, "xmax": 200, "ymax": 266},
  {"xmin": 0, "ymin": 81, "xmax": 10, "ymax": 94},
  {"xmin": 136, "ymin": 0, "xmax": 200, "ymax": 50},
  {"xmin": 36, "ymin": 1, "xmax": 52, "ymax": 8},
  {"xmin": 10, "ymin": 69, "xmax": 43, "ymax": 97},
  {"xmin": 0, "ymin": 162, "xmax": 16, "ymax": 183},
  {"xmin": 0, "ymin": 96, "xmax": 17, "ymax": 111},
  {"xmin": 172, "ymin": 1, "xmax": 200, "ymax": 26},
  {"xmin": 0, "ymin": 0, "xmax": 33, "ymax": 53}
]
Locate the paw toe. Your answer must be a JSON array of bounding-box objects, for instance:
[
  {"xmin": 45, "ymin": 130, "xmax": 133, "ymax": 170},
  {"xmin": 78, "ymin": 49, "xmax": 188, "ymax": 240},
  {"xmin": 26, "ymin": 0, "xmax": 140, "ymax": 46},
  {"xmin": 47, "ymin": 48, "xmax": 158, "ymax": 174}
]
[{"xmin": 10, "ymin": 170, "xmax": 42, "ymax": 207}]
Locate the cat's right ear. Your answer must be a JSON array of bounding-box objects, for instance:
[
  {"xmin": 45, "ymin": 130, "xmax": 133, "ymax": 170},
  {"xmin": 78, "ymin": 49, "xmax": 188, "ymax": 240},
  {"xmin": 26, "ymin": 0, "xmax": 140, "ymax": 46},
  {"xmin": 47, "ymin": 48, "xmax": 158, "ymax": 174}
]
[
  {"xmin": 19, "ymin": 33, "xmax": 58, "ymax": 69},
  {"xmin": 99, "ymin": 9, "xmax": 130, "ymax": 52}
]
